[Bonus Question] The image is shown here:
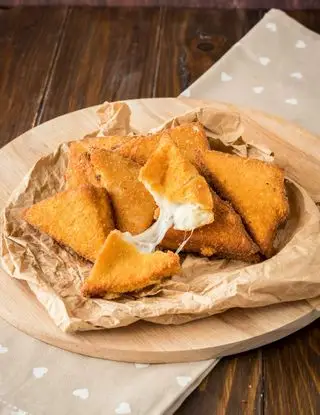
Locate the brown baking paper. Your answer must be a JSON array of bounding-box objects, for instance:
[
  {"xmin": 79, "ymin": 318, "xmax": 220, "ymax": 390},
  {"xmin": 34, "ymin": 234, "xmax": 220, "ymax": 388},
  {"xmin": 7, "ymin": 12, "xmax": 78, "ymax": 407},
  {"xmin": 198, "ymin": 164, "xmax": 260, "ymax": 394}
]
[{"xmin": 1, "ymin": 103, "xmax": 320, "ymax": 332}]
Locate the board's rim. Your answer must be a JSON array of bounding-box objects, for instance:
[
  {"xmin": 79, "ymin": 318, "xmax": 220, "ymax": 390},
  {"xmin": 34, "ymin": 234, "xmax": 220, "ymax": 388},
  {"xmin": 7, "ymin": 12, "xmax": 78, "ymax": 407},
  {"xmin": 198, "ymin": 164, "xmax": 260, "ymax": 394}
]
[
  {"xmin": 0, "ymin": 293, "xmax": 318, "ymax": 363},
  {"xmin": 0, "ymin": 96, "xmax": 319, "ymax": 363},
  {"xmin": 1, "ymin": 96, "xmax": 318, "ymax": 157}
]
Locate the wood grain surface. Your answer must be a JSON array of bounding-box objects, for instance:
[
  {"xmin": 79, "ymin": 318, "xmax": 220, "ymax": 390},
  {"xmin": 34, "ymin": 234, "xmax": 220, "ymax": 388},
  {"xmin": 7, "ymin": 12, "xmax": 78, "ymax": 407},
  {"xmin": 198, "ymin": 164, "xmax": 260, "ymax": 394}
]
[
  {"xmin": 1, "ymin": 97, "xmax": 319, "ymax": 364},
  {"xmin": 0, "ymin": 6, "xmax": 319, "ymax": 415},
  {"xmin": 0, "ymin": 7, "xmax": 67, "ymax": 145},
  {"xmin": 156, "ymin": 9, "xmax": 263, "ymax": 96},
  {"xmin": 177, "ymin": 349, "xmax": 264, "ymax": 415},
  {"xmin": 177, "ymin": 320, "xmax": 319, "ymax": 415},
  {"xmin": 39, "ymin": 7, "xmax": 162, "ymax": 122},
  {"xmin": 2, "ymin": 0, "xmax": 320, "ymax": 9}
]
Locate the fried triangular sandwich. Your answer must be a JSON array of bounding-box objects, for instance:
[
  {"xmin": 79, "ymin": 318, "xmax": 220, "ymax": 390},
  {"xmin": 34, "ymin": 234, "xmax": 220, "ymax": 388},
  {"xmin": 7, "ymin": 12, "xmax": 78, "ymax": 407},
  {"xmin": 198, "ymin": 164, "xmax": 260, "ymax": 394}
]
[
  {"xmin": 117, "ymin": 122, "xmax": 209, "ymax": 167},
  {"xmin": 124, "ymin": 134, "xmax": 214, "ymax": 253},
  {"xmin": 90, "ymin": 148, "xmax": 156, "ymax": 235},
  {"xmin": 24, "ymin": 185, "xmax": 115, "ymax": 262},
  {"xmin": 201, "ymin": 150, "xmax": 289, "ymax": 257},
  {"xmin": 117, "ymin": 133, "xmax": 161, "ymax": 165},
  {"xmin": 139, "ymin": 133, "xmax": 214, "ymax": 231},
  {"xmin": 81, "ymin": 134, "xmax": 133, "ymax": 150},
  {"xmin": 160, "ymin": 191, "xmax": 260, "ymax": 262},
  {"xmin": 81, "ymin": 230, "xmax": 181, "ymax": 298},
  {"xmin": 65, "ymin": 142, "xmax": 100, "ymax": 188},
  {"xmin": 65, "ymin": 135, "xmax": 134, "ymax": 189}
]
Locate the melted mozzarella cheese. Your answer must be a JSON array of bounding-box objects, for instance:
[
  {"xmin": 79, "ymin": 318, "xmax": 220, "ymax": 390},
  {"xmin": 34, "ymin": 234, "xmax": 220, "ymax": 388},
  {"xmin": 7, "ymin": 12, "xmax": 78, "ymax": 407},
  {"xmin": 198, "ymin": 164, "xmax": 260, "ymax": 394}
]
[
  {"xmin": 145, "ymin": 183, "xmax": 214, "ymax": 232},
  {"xmin": 122, "ymin": 207, "xmax": 172, "ymax": 253},
  {"xmin": 122, "ymin": 185, "xmax": 214, "ymax": 253}
]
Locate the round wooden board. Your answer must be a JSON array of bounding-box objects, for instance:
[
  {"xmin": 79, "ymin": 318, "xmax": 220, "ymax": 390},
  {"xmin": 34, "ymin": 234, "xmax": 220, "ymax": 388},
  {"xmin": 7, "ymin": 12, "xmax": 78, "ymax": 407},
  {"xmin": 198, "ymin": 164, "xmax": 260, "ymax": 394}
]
[{"xmin": 0, "ymin": 98, "xmax": 319, "ymax": 363}]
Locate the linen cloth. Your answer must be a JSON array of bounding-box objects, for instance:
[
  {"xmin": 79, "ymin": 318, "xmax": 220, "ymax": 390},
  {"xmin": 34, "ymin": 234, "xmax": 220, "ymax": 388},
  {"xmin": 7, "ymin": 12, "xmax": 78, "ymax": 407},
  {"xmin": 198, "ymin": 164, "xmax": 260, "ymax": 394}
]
[{"xmin": 182, "ymin": 9, "xmax": 320, "ymax": 136}]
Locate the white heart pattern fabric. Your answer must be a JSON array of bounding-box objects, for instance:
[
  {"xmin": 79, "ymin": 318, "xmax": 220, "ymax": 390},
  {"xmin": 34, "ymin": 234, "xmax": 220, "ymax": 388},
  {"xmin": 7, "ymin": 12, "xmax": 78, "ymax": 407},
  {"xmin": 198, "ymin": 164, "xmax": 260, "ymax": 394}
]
[
  {"xmin": 0, "ymin": 344, "xmax": 8, "ymax": 354},
  {"xmin": 72, "ymin": 388, "xmax": 89, "ymax": 400},
  {"xmin": 285, "ymin": 98, "xmax": 298, "ymax": 105},
  {"xmin": 266, "ymin": 22, "xmax": 277, "ymax": 32},
  {"xmin": 180, "ymin": 89, "xmax": 191, "ymax": 97},
  {"xmin": 296, "ymin": 40, "xmax": 306, "ymax": 48},
  {"xmin": 220, "ymin": 71, "xmax": 232, "ymax": 82},
  {"xmin": 176, "ymin": 376, "xmax": 192, "ymax": 387},
  {"xmin": 259, "ymin": 56, "xmax": 270, "ymax": 66},
  {"xmin": 33, "ymin": 367, "xmax": 48, "ymax": 379},
  {"xmin": 290, "ymin": 72, "xmax": 303, "ymax": 79},
  {"xmin": 253, "ymin": 86, "xmax": 264, "ymax": 94},
  {"xmin": 115, "ymin": 402, "xmax": 131, "ymax": 414}
]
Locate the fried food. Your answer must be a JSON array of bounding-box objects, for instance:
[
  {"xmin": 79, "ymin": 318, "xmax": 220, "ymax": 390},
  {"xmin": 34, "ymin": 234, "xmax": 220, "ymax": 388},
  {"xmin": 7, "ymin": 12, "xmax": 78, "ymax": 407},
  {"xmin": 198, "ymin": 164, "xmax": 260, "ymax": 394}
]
[
  {"xmin": 201, "ymin": 150, "xmax": 289, "ymax": 257},
  {"xmin": 81, "ymin": 134, "xmax": 133, "ymax": 150},
  {"xmin": 125, "ymin": 134, "xmax": 214, "ymax": 252},
  {"xmin": 139, "ymin": 133, "xmax": 214, "ymax": 231},
  {"xmin": 65, "ymin": 142, "xmax": 99, "ymax": 188},
  {"xmin": 82, "ymin": 230, "xmax": 181, "ymax": 297},
  {"xmin": 169, "ymin": 122, "xmax": 209, "ymax": 166},
  {"xmin": 23, "ymin": 185, "xmax": 115, "ymax": 262},
  {"xmin": 65, "ymin": 136, "xmax": 133, "ymax": 189},
  {"xmin": 160, "ymin": 191, "xmax": 259, "ymax": 262},
  {"xmin": 66, "ymin": 123, "xmax": 208, "ymax": 188},
  {"xmin": 117, "ymin": 122, "xmax": 209, "ymax": 167},
  {"xmin": 90, "ymin": 148, "xmax": 156, "ymax": 235},
  {"xmin": 117, "ymin": 133, "xmax": 161, "ymax": 165}
]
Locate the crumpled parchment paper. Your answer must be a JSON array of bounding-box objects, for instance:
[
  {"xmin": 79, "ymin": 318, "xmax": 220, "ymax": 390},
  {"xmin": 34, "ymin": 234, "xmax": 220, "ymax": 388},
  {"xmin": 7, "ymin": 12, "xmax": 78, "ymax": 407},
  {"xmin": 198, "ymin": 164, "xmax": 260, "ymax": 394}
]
[{"xmin": 1, "ymin": 102, "xmax": 319, "ymax": 332}]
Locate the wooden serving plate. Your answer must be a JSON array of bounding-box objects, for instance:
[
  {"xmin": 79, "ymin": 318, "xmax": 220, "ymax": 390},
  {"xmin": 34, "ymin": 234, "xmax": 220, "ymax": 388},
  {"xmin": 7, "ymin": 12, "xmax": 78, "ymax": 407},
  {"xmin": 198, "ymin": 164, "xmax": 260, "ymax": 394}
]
[{"xmin": 0, "ymin": 98, "xmax": 319, "ymax": 363}]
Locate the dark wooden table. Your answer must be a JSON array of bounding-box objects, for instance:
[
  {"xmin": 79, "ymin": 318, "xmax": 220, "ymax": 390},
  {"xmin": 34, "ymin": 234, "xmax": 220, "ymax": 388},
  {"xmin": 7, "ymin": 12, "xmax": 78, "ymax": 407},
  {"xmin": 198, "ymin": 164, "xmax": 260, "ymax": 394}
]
[{"xmin": 0, "ymin": 6, "xmax": 319, "ymax": 415}]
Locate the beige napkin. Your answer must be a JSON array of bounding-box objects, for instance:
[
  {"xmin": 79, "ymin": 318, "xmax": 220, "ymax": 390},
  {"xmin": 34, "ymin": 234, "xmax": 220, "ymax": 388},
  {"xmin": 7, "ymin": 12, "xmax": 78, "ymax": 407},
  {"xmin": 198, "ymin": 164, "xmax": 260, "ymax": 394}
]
[
  {"xmin": 182, "ymin": 9, "xmax": 320, "ymax": 136},
  {"xmin": 1, "ymin": 8, "xmax": 319, "ymax": 415},
  {"xmin": 0, "ymin": 319, "xmax": 218, "ymax": 415}
]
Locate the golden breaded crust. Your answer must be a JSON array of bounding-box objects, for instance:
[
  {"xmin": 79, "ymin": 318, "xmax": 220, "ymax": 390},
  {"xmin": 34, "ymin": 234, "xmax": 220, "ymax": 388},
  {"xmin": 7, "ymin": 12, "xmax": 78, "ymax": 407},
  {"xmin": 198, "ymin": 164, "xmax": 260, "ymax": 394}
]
[
  {"xmin": 117, "ymin": 133, "xmax": 161, "ymax": 165},
  {"xmin": 65, "ymin": 136, "xmax": 135, "ymax": 189},
  {"xmin": 169, "ymin": 122, "xmax": 209, "ymax": 167},
  {"xmin": 65, "ymin": 142, "xmax": 100, "ymax": 188},
  {"xmin": 160, "ymin": 191, "xmax": 259, "ymax": 262},
  {"xmin": 90, "ymin": 148, "xmax": 156, "ymax": 235},
  {"xmin": 82, "ymin": 230, "xmax": 181, "ymax": 297},
  {"xmin": 200, "ymin": 150, "xmax": 289, "ymax": 257},
  {"xmin": 117, "ymin": 122, "xmax": 209, "ymax": 167},
  {"xmin": 24, "ymin": 185, "xmax": 115, "ymax": 262},
  {"xmin": 81, "ymin": 135, "xmax": 133, "ymax": 151},
  {"xmin": 139, "ymin": 134, "xmax": 213, "ymax": 211}
]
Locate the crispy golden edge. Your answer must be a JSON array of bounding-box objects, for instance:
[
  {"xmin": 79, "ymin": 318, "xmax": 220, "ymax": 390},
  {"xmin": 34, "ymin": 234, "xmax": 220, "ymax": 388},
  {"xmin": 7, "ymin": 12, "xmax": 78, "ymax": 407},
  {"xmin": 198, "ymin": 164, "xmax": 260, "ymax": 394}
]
[
  {"xmin": 81, "ymin": 135, "xmax": 134, "ymax": 150},
  {"xmin": 81, "ymin": 231, "xmax": 180, "ymax": 297},
  {"xmin": 139, "ymin": 133, "xmax": 213, "ymax": 211},
  {"xmin": 65, "ymin": 142, "xmax": 100, "ymax": 188},
  {"xmin": 65, "ymin": 135, "xmax": 136, "ymax": 189},
  {"xmin": 160, "ymin": 191, "xmax": 259, "ymax": 261},
  {"xmin": 117, "ymin": 122, "xmax": 209, "ymax": 167},
  {"xmin": 23, "ymin": 185, "xmax": 114, "ymax": 262},
  {"xmin": 168, "ymin": 122, "xmax": 210, "ymax": 166},
  {"xmin": 198, "ymin": 150, "xmax": 289, "ymax": 257},
  {"xmin": 90, "ymin": 148, "xmax": 157, "ymax": 234},
  {"xmin": 116, "ymin": 134, "xmax": 161, "ymax": 165}
]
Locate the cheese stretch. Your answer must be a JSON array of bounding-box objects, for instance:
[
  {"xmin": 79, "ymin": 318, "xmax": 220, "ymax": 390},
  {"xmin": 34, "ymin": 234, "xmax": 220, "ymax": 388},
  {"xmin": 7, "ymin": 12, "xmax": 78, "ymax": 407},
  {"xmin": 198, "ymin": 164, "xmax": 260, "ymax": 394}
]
[{"xmin": 123, "ymin": 185, "xmax": 214, "ymax": 253}]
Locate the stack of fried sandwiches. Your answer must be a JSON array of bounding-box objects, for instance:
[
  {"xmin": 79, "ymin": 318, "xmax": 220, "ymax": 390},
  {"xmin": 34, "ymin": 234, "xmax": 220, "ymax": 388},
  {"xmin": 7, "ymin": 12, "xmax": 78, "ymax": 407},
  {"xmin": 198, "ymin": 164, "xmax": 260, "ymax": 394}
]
[{"xmin": 23, "ymin": 122, "xmax": 289, "ymax": 299}]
